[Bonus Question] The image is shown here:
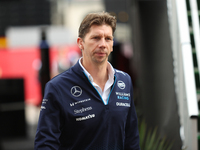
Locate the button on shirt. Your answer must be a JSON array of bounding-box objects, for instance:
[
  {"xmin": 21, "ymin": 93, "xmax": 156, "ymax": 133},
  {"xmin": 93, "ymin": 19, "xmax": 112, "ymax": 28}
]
[{"xmin": 79, "ymin": 58, "xmax": 115, "ymax": 105}]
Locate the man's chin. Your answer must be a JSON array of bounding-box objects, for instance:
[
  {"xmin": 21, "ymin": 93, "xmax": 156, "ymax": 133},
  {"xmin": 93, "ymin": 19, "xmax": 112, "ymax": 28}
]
[{"xmin": 93, "ymin": 57, "xmax": 107, "ymax": 65}]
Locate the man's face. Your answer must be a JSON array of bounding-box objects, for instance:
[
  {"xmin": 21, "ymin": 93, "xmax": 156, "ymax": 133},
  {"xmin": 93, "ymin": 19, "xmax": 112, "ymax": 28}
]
[{"xmin": 77, "ymin": 24, "xmax": 113, "ymax": 65}]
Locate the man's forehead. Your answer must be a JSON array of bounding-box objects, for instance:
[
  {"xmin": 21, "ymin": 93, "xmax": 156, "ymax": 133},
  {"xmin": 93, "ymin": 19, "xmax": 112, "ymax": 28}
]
[{"xmin": 88, "ymin": 25, "xmax": 113, "ymax": 35}]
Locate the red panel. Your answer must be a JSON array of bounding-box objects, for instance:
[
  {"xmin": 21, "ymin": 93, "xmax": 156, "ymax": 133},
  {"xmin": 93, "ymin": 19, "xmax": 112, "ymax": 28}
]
[{"xmin": 0, "ymin": 45, "xmax": 81, "ymax": 106}]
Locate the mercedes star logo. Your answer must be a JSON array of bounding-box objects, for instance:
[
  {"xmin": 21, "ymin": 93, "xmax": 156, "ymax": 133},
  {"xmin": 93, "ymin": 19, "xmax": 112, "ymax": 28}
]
[{"xmin": 71, "ymin": 86, "xmax": 82, "ymax": 97}]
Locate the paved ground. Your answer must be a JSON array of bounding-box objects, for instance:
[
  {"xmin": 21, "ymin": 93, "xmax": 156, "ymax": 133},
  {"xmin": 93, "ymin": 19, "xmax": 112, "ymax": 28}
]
[{"xmin": 1, "ymin": 104, "xmax": 40, "ymax": 150}]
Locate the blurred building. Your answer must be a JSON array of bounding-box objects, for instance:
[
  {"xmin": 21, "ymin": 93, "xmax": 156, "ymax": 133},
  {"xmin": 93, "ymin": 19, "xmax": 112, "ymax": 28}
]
[
  {"xmin": 0, "ymin": 0, "xmax": 51, "ymax": 37},
  {"xmin": 129, "ymin": 0, "xmax": 199, "ymax": 150}
]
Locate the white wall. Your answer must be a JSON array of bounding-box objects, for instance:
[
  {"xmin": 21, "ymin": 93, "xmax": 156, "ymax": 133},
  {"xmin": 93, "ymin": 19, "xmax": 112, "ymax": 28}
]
[{"xmin": 63, "ymin": 0, "xmax": 105, "ymax": 38}]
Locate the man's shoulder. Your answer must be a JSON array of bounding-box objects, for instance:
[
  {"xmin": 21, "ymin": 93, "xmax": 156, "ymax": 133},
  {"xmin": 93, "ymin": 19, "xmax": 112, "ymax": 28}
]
[
  {"xmin": 50, "ymin": 62, "xmax": 82, "ymax": 84},
  {"xmin": 114, "ymin": 69, "xmax": 130, "ymax": 78},
  {"xmin": 114, "ymin": 69, "xmax": 132, "ymax": 84}
]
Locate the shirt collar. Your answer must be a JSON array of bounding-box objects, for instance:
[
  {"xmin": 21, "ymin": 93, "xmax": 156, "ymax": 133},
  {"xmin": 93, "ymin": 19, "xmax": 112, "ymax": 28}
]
[{"xmin": 79, "ymin": 57, "xmax": 115, "ymax": 82}]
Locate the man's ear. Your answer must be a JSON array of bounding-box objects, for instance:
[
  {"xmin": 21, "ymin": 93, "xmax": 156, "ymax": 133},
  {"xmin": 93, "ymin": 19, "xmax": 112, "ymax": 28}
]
[{"xmin": 77, "ymin": 37, "xmax": 84, "ymax": 50}]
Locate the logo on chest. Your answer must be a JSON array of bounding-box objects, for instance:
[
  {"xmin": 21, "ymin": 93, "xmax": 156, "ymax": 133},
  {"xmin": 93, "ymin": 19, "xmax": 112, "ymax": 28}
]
[
  {"xmin": 116, "ymin": 92, "xmax": 130, "ymax": 100},
  {"xmin": 71, "ymin": 86, "xmax": 82, "ymax": 97},
  {"xmin": 74, "ymin": 106, "xmax": 92, "ymax": 114},
  {"xmin": 117, "ymin": 80, "xmax": 126, "ymax": 89},
  {"xmin": 70, "ymin": 98, "xmax": 91, "ymax": 107}
]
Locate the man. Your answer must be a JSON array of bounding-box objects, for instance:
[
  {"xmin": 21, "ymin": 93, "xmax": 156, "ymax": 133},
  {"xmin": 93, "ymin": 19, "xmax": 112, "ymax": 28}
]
[{"xmin": 35, "ymin": 12, "xmax": 140, "ymax": 150}]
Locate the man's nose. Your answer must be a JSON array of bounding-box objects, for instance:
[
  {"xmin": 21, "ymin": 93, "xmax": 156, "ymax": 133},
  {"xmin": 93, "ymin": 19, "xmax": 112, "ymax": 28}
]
[{"xmin": 98, "ymin": 38, "xmax": 106, "ymax": 48}]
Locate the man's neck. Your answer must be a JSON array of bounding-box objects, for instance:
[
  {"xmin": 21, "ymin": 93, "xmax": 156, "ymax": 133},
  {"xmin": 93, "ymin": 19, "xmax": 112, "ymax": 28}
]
[{"xmin": 81, "ymin": 59, "xmax": 108, "ymax": 91}]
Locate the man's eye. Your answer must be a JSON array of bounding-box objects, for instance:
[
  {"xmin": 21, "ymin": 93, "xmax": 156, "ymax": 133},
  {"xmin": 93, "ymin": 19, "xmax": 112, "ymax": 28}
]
[
  {"xmin": 93, "ymin": 37, "xmax": 99, "ymax": 39},
  {"xmin": 106, "ymin": 38, "xmax": 112, "ymax": 41}
]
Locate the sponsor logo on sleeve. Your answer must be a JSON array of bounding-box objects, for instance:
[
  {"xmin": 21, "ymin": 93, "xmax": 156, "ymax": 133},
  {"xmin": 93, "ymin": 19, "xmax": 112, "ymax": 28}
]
[
  {"xmin": 40, "ymin": 99, "xmax": 48, "ymax": 111},
  {"xmin": 41, "ymin": 106, "xmax": 46, "ymax": 110}
]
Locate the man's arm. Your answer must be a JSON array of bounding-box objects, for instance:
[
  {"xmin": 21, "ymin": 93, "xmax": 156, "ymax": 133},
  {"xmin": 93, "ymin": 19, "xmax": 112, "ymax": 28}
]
[
  {"xmin": 34, "ymin": 82, "xmax": 63, "ymax": 150},
  {"xmin": 124, "ymin": 80, "xmax": 140, "ymax": 150}
]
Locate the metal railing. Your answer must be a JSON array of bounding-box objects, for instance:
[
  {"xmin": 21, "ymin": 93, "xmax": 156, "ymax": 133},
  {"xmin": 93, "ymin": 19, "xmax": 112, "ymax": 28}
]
[{"xmin": 167, "ymin": 0, "xmax": 199, "ymax": 149}]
